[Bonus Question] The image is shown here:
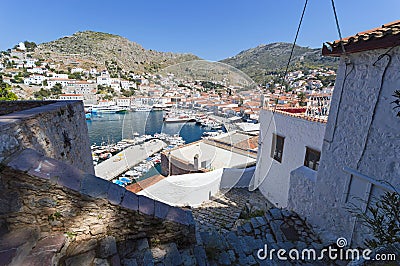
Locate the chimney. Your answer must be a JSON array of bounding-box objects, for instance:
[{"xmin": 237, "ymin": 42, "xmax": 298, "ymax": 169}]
[{"xmin": 194, "ymin": 154, "xmax": 199, "ymax": 170}]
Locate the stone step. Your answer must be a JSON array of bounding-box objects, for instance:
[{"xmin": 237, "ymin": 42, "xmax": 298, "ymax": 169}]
[
  {"xmin": 0, "ymin": 227, "xmax": 40, "ymax": 266},
  {"xmin": 20, "ymin": 232, "xmax": 67, "ymax": 266}
]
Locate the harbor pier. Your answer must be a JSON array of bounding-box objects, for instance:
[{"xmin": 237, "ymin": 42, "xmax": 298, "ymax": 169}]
[{"xmin": 95, "ymin": 139, "xmax": 167, "ymax": 180}]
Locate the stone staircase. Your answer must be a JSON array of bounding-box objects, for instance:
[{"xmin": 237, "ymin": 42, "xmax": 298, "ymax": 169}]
[
  {"xmin": 0, "ymin": 227, "xmax": 66, "ymax": 266},
  {"xmin": 0, "ymin": 226, "xmax": 207, "ymax": 266},
  {"xmin": 0, "ymin": 188, "xmax": 350, "ymax": 266}
]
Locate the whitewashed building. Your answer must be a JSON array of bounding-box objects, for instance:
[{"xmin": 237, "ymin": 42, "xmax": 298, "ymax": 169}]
[
  {"xmin": 65, "ymin": 81, "xmax": 97, "ymax": 94},
  {"xmin": 115, "ymin": 97, "xmax": 131, "ymax": 107},
  {"xmin": 48, "ymin": 78, "xmax": 74, "ymax": 88},
  {"xmin": 287, "ymin": 21, "xmax": 400, "ymax": 246},
  {"xmin": 23, "ymin": 75, "xmax": 46, "ymax": 85},
  {"xmin": 251, "ymin": 108, "xmax": 326, "ymax": 207},
  {"xmin": 51, "ymin": 73, "xmax": 69, "ymax": 79},
  {"xmin": 59, "ymin": 94, "xmax": 84, "ymax": 100}
]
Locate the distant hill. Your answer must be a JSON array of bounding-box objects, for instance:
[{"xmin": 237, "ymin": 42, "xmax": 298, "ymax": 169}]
[
  {"xmin": 220, "ymin": 42, "xmax": 338, "ymax": 84},
  {"xmin": 34, "ymin": 31, "xmax": 200, "ymax": 73}
]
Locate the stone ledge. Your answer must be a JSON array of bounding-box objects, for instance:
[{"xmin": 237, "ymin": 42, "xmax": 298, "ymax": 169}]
[
  {"xmin": 138, "ymin": 195, "xmax": 155, "ymax": 216},
  {"xmin": 5, "ymin": 148, "xmax": 196, "ymax": 228},
  {"xmin": 120, "ymin": 191, "xmax": 139, "ymax": 211},
  {"xmin": 80, "ymin": 174, "xmax": 110, "ymax": 199}
]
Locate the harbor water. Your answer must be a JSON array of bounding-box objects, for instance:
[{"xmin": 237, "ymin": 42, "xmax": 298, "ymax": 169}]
[{"xmin": 86, "ymin": 110, "xmax": 215, "ymax": 145}]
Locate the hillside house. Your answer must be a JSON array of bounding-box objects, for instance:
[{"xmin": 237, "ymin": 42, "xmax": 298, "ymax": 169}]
[
  {"xmin": 251, "ymin": 108, "xmax": 326, "ymax": 207},
  {"xmin": 287, "ymin": 20, "xmax": 400, "ymax": 246}
]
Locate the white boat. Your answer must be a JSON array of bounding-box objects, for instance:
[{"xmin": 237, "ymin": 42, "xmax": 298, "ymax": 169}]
[
  {"xmin": 133, "ymin": 106, "xmax": 152, "ymax": 112},
  {"xmin": 125, "ymin": 170, "xmax": 140, "ymax": 178},
  {"xmin": 163, "ymin": 115, "xmax": 196, "ymax": 123},
  {"xmin": 92, "ymin": 105, "xmax": 129, "ymax": 114}
]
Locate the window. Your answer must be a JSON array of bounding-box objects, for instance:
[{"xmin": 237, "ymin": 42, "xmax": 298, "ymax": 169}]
[
  {"xmin": 271, "ymin": 134, "xmax": 285, "ymax": 163},
  {"xmin": 304, "ymin": 147, "xmax": 321, "ymax": 170}
]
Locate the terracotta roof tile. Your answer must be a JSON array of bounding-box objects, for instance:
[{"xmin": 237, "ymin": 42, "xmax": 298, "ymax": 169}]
[
  {"xmin": 323, "ymin": 20, "xmax": 400, "ymax": 56},
  {"xmin": 126, "ymin": 175, "xmax": 165, "ymax": 193}
]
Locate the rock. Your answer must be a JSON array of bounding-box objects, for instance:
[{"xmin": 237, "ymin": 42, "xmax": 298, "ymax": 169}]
[
  {"xmin": 65, "ymin": 250, "xmax": 95, "ymax": 266},
  {"xmin": 279, "ymin": 241, "xmax": 295, "ymax": 251},
  {"xmin": 238, "ymin": 254, "xmax": 248, "ymax": 265},
  {"xmin": 97, "ymin": 236, "xmax": 117, "ymax": 258},
  {"xmin": 227, "ymin": 250, "xmax": 236, "ymax": 262},
  {"xmin": 255, "ymin": 216, "xmax": 267, "ymax": 227},
  {"xmin": 143, "ymin": 249, "xmax": 154, "ymax": 266},
  {"xmin": 264, "ymin": 212, "xmax": 273, "ymax": 222},
  {"xmin": 181, "ymin": 249, "xmax": 196, "ymax": 266},
  {"xmin": 269, "ymin": 220, "xmax": 285, "ymax": 242},
  {"xmin": 94, "ymin": 258, "xmax": 110, "ymax": 266},
  {"xmin": 151, "ymin": 247, "xmax": 167, "ymax": 262},
  {"xmin": 281, "ymin": 209, "xmax": 292, "ymax": 218},
  {"xmin": 117, "ymin": 239, "xmax": 137, "ymax": 258},
  {"xmin": 164, "ymin": 243, "xmax": 182, "ymax": 266},
  {"xmin": 250, "ymin": 217, "xmax": 260, "ymax": 229},
  {"xmin": 135, "ymin": 238, "xmax": 149, "ymax": 252},
  {"xmin": 240, "ymin": 237, "xmax": 253, "ymax": 255},
  {"xmin": 268, "ymin": 209, "xmax": 283, "ymax": 220},
  {"xmin": 242, "ymin": 223, "xmax": 252, "ymax": 234},
  {"xmin": 111, "ymin": 254, "xmax": 121, "ymax": 266},
  {"xmin": 122, "ymin": 258, "xmax": 138, "ymax": 266},
  {"xmin": 218, "ymin": 251, "xmax": 231, "ymax": 265},
  {"xmin": 90, "ymin": 224, "xmax": 105, "ymax": 236},
  {"xmin": 265, "ymin": 233, "xmax": 276, "ymax": 244},
  {"xmin": 247, "ymin": 255, "xmax": 257, "ymax": 265},
  {"xmin": 37, "ymin": 197, "xmax": 57, "ymax": 207},
  {"xmin": 193, "ymin": 246, "xmax": 207, "ymax": 266}
]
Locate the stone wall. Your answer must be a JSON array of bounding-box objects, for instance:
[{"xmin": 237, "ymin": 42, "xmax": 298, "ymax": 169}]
[
  {"xmin": 0, "ymin": 101, "xmax": 56, "ymax": 116},
  {"xmin": 289, "ymin": 46, "xmax": 400, "ymax": 246},
  {"xmin": 0, "ymin": 101, "xmax": 94, "ymax": 174},
  {"xmin": 0, "ymin": 149, "xmax": 196, "ymax": 248}
]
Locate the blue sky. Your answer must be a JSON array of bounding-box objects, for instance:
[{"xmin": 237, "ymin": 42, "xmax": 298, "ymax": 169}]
[{"xmin": 1, "ymin": 0, "xmax": 399, "ymax": 61}]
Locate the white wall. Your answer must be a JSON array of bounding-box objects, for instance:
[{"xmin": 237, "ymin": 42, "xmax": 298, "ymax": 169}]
[
  {"xmin": 289, "ymin": 46, "xmax": 400, "ymax": 246},
  {"xmin": 138, "ymin": 169, "xmax": 223, "ymax": 207},
  {"xmin": 251, "ymin": 109, "xmax": 326, "ymax": 208}
]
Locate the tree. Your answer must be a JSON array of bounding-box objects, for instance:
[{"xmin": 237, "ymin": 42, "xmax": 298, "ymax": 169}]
[
  {"xmin": 347, "ymin": 190, "xmax": 399, "ymax": 249},
  {"xmin": 298, "ymin": 92, "xmax": 306, "ymax": 107},
  {"xmin": 33, "ymin": 88, "xmax": 51, "ymax": 100},
  {"xmin": 50, "ymin": 83, "xmax": 63, "ymax": 95},
  {"xmin": 0, "ymin": 77, "xmax": 18, "ymax": 100}
]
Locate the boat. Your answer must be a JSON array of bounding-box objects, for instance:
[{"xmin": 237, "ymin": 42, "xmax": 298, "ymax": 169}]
[
  {"xmin": 116, "ymin": 108, "xmax": 129, "ymax": 114},
  {"xmin": 92, "ymin": 105, "xmax": 129, "ymax": 114},
  {"xmin": 133, "ymin": 106, "xmax": 152, "ymax": 112},
  {"xmin": 163, "ymin": 115, "xmax": 196, "ymax": 123}
]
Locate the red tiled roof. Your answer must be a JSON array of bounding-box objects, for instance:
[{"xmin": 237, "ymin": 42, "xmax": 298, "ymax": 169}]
[
  {"xmin": 126, "ymin": 175, "xmax": 165, "ymax": 193},
  {"xmin": 323, "ymin": 20, "xmax": 400, "ymax": 56}
]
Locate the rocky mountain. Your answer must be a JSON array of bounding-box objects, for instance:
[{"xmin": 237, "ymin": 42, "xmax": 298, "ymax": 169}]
[
  {"xmin": 220, "ymin": 42, "xmax": 338, "ymax": 83},
  {"xmin": 34, "ymin": 31, "xmax": 199, "ymax": 73}
]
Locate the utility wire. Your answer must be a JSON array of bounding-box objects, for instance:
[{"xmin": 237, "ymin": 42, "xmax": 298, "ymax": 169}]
[
  {"xmin": 330, "ymin": 0, "xmax": 346, "ymax": 54},
  {"xmin": 252, "ymin": 0, "xmax": 309, "ymax": 191},
  {"xmin": 283, "ymin": 0, "xmax": 309, "ymax": 80}
]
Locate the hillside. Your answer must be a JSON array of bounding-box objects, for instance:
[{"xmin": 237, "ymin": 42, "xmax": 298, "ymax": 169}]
[
  {"xmin": 33, "ymin": 31, "xmax": 199, "ymax": 73},
  {"xmin": 220, "ymin": 42, "xmax": 338, "ymax": 83}
]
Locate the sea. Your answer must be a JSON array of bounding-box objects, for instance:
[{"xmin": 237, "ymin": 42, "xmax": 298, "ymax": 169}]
[
  {"xmin": 86, "ymin": 110, "xmax": 215, "ymax": 146},
  {"xmin": 86, "ymin": 110, "xmax": 219, "ymax": 182}
]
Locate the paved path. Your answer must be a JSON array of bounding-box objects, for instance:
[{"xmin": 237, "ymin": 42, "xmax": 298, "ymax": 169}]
[{"xmin": 94, "ymin": 139, "xmax": 167, "ymax": 180}]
